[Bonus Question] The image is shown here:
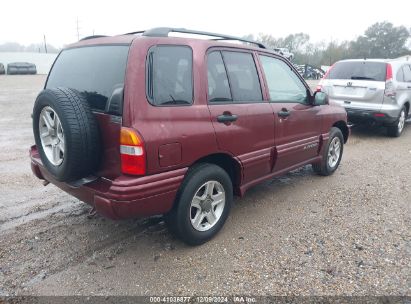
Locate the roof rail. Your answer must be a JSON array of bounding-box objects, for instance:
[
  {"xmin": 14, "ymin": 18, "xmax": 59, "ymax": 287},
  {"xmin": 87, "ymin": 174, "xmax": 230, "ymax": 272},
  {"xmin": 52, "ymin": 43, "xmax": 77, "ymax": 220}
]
[
  {"xmin": 126, "ymin": 27, "xmax": 266, "ymax": 49},
  {"xmin": 80, "ymin": 35, "xmax": 108, "ymax": 41}
]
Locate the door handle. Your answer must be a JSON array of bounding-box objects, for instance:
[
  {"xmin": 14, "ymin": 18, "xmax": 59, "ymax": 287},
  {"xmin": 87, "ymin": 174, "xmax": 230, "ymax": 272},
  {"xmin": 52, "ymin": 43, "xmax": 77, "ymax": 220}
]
[
  {"xmin": 407, "ymin": 86, "xmax": 411, "ymax": 89},
  {"xmin": 217, "ymin": 113, "xmax": 238, "ymax": 123},
  {"xmin": 278, "ymin": 108, "xmax": 290, "ymax": 118}
]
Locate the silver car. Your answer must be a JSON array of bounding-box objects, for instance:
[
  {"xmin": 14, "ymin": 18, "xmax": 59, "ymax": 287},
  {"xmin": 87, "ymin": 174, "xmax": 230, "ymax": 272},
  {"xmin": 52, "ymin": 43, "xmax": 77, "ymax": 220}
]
[
  {"xmin": 273, "ymin": 48, "xmax": 294, "ymax": 61},
  {"xmin": 318, "ymin": 59, "xmax": 411, "ymax": 137}
]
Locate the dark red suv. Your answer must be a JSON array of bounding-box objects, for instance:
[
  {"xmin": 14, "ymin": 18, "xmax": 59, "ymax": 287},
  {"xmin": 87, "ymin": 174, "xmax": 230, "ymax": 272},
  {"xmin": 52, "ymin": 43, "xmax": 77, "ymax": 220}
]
[{"xmin": 30, "ymin": 28, "xmax": 349, "ymax": 245}]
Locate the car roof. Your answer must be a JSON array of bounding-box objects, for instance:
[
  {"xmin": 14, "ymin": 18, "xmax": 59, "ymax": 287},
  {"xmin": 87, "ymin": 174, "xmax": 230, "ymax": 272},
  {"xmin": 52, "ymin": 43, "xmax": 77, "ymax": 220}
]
[
  {"xmin": 337, "ymin": 58, "xmax": 389, "ymax": 63},
  {"xmin": 335, "ymin": 58, "xmax": 411, "ymax": 69},
  {"xmin": 68, "ymin": 35, "xmax": 272, "ymax": 53},
  {"xmin": 66, "ymin": 27, "xmax": 280, "ymax": 56}
]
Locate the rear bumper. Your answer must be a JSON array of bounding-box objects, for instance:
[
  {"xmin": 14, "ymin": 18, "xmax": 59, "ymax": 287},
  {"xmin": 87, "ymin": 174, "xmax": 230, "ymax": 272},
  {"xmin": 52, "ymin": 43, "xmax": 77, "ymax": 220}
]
[
  {"xmin": 345, "ymin": 108, "xmax": 398, "ymax": 125},
  {"xmin": 30, "ymin": 145, "xmax": 186, "ymax": 220}
]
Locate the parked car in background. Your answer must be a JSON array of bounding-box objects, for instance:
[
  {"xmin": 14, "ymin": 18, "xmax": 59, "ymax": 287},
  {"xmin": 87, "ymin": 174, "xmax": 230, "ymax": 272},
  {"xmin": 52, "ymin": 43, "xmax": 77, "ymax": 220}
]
[
  {"xmin": 30, "ymin": 28, "xmax": 349, "ymax": 245},
  {"xmin": 294, "ymin": 64, "xmax": 325, "ymax": 79},
  {"xmin": 273, "ymin": 47, "xmax": 294, "ymax": 61},
  {"xmin": 7, "ymin": 62, "xmax": 37, "ymax": 75},
  {"xmin": 0, "ymin": 63, "xmax": 5, "ymax": 75},
  {"xmin": 318, "ymin": 59, "xmax": 411, "ymax": 137}
]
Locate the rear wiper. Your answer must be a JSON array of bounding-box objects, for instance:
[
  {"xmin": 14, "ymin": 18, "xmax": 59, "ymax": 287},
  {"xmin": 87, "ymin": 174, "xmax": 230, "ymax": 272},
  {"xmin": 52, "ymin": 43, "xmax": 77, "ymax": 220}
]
[{"xmin": 351, "ymin": 76, "xmax": 376, "ymax": 80}]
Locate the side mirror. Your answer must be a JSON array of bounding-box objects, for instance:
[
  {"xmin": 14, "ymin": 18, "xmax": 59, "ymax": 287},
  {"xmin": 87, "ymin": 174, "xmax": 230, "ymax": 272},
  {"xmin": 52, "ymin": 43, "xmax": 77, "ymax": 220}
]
[{"xmin": 313, "ymin": 91, "xmax": 329, "ymax": 106}]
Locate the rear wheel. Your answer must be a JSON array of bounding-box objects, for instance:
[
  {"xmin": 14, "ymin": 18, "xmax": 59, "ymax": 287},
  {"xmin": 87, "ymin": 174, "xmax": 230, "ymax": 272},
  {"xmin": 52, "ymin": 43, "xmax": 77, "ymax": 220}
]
[
  {"xmin": 165, "ymin": 163, "xmax": 233, "ymax": 246},
  {"xmin": 387, "ymin": 107, "xmax": 406, "ymax": 137},
  {"xmin": 312, "ymin": 127, "xmax": 344, "ymax": 176}
]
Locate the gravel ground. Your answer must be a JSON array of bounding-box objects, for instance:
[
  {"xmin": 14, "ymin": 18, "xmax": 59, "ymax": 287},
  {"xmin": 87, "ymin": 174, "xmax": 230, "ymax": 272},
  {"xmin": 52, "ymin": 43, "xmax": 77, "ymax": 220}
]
[{"xmin": 0, "ymin": 75, "xmax": 410, "ymax": 296}]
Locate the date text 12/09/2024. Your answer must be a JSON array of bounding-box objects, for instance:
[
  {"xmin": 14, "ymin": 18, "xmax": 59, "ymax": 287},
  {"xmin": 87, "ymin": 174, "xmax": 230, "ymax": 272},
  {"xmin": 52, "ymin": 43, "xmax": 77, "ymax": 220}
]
[{"xmin": 149, "ymin": 296, "xmax": 257, "ymax": 303}]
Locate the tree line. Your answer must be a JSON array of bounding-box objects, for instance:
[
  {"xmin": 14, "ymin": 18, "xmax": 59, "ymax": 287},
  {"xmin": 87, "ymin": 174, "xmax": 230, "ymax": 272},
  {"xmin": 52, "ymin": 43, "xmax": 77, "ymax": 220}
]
[
  {"xmin": 0, "ymin": 42, "xmax": 60, "ymax": 53},
  {"xmin": 246, "ymin": 21, "xmax": 411, "ymax": 68}
]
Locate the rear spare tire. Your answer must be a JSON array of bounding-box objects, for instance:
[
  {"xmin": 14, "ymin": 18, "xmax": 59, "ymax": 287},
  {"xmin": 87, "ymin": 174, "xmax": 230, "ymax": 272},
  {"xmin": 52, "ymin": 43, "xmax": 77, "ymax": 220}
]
[{"xmin": 32, "ymin": 87, "xmax": 101, "ymax": 182}]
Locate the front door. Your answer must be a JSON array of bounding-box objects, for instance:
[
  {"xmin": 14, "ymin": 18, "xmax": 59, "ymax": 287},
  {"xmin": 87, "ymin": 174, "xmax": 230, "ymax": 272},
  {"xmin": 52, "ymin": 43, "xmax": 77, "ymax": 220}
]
[
  {"xmin": 258, "ymin": 54, "xmax": 321, "ymax": 172},
  {"xmin": 206, "ymin": 50, "xmax": 275, "ymax": 184}
]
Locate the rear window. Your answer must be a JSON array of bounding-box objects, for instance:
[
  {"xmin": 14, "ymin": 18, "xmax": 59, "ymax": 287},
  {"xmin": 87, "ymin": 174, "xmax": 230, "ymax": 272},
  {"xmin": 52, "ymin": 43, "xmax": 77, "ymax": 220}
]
[
  {"xmin": 46, "ymin": 45, "xmax": 129, "ymax": 111},
  {"xmin": 327, "ymin": 61, "xmax": 387, "ymax": 82}
]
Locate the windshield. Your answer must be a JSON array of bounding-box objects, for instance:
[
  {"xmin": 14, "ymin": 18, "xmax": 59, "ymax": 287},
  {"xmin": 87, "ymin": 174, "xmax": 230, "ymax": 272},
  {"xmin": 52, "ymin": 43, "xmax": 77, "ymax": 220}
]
[
  {"xmin": 327, "ymin": 61, "xmax": 387, "ymax": 81},
  {"xmin": 46, "ymin": 45, "xmax": 129, "ymax": 111}
]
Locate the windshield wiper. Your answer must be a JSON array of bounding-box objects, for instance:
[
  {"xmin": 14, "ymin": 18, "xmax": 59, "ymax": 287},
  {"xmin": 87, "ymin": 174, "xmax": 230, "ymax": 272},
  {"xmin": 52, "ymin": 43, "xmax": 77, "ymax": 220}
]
[{"xmin": 351, "ymin": 76, "xmax": 376, "ymax": 80}]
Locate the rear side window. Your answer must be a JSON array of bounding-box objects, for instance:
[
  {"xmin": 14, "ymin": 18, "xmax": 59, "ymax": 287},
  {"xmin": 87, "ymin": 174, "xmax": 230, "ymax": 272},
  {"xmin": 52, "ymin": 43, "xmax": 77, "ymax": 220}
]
[
  {"xmin": 207, "ymin": 51, "xmax": 232, "ymax": 102},
  {"xmin": 397, "ymin": 67, "xmax": 405, "ymax": 82},
  {"xmin": 403, "ymin": 65, "xmax": 411, "ymax": 82},
  {"xmin": 46, "ymin": 45, "xmax": 129, "ymax": 111},
  {"xmin": 146, "ymin": 45, "xmax": 193, "ymax": 106},
  {"xmin": 327, "ymin": 61, "xmax": 387, "ymax": 81},
  {"xmin": 222, "ymin": 51, "xmax": 262, "ymax": 102}
]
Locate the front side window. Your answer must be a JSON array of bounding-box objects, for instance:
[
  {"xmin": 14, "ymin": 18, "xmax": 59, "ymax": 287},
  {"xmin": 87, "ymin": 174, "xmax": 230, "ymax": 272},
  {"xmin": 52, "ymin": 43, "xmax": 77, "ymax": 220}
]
[
  {"xmin": 147, "ymin": 45, "xmax": 193, "ymax": 106},
  {"xmin": 259, "ymin": 55, "xmax": 307, "ymax": 103},
  {"xmin": 221, "ymin": 51, "xmax": 262, "ymax": 102}
]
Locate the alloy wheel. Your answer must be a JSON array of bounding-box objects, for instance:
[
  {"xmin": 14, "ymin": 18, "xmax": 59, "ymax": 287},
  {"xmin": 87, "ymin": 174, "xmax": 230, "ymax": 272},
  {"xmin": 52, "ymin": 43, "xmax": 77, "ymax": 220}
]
[
  {"xmin": 190, "ymin": 180, "xmax": 225, "ymax": 232},
  {"xmin": 39, "ymin": 106, "xmax": 65, "ymax": 166}
]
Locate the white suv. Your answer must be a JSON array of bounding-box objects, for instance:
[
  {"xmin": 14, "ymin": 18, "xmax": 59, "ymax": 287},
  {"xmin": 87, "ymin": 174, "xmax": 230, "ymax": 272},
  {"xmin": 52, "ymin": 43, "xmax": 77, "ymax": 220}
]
[{"xmin": 318, "ymin": 59, "xmax": 411, "ymax": 137}]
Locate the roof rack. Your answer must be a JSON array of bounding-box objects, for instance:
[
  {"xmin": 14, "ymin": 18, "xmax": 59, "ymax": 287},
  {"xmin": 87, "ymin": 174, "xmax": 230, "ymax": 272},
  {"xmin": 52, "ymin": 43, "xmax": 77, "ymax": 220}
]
[
  {"xmin": 125, "ymin": 27, "xmax": 266, "ymax": 49},
  {"xmin": 79, "ymin": 35, "xmax": 108, "ymax": 41}
]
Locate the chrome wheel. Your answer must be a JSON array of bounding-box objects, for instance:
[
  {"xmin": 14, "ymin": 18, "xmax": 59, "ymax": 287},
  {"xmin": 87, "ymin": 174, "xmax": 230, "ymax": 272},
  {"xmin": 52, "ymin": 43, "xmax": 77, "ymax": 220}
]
[
  {"xmin": 327, "ymin": 137, "xmax": 341, "ymax": 168},
  {"xmin": 190, "ymin": 181, "xmax": 225, "ymax": 232},
  {"xmin": 39, "ymin": 106, "xmax": 65, "ymax": 166},
  {"xmin": 398, "ymin": 110, "xmax": 405, "ymax": 134}
]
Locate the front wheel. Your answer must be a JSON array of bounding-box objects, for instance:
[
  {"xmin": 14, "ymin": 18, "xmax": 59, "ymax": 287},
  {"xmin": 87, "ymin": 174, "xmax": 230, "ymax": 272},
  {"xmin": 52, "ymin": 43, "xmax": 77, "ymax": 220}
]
[
  {"xmin": 165, "ymin": 163, "xmax": 233, "ymax": 246},
  {"xmin": 312, "ymin": 127, "xmax": 344, "ymax": 176},
  {"xmin": 387, "ymin": 107, "xmax": 406, "ymax": 137}
]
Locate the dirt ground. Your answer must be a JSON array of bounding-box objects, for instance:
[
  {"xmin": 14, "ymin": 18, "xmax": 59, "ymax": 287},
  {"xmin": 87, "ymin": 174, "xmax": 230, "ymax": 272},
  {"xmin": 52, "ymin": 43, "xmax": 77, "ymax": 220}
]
[{"xmin": 0, "ymin": 75, "xmax": 410, "ymax": 296}]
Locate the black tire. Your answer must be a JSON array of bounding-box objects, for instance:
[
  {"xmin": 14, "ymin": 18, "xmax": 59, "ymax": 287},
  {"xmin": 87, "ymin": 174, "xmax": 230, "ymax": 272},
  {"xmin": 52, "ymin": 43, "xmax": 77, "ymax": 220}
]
[
  {"xmin": 386, "ymin": 106, "xmax": 406, "ymax": 137},
  {"xmin": 32, "ymin": 87, "xmax": 101, "ymax": 182},
  {"xmin": 312, "ymin": 127, "xmax": 344, "ymax": 176},
  {"xmin": 165, "ymin": 163, "xmax": 233, "ymax": 246}
]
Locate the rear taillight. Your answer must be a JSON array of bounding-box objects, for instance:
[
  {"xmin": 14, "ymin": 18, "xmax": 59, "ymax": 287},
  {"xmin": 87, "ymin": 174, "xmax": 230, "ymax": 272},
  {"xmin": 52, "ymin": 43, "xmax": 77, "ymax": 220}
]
[
  {"xmin": 384, "ymin": 63, "xmax": 395, "ymax": 97},
  {"xmin": 316, "ymin": 64, "xmax": 334, "ymax": 92},
  {"xmin": 386, "ymin": 63, "xmax": 393, "ymax": 80},
  {"xmin": 120, "ymin": 127, "xmax": 146, "ymax": 175}
]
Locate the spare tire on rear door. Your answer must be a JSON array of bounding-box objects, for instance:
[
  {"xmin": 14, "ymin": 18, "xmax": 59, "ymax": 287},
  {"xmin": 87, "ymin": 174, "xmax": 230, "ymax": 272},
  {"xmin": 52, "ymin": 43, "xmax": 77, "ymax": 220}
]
[{"xmin": 32, "ymin": 87, "xmax": 101, "ymax": 182}]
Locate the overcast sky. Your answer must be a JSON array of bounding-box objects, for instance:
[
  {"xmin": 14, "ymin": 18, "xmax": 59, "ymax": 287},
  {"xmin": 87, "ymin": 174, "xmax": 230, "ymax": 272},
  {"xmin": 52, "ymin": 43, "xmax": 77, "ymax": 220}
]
[{"xmin": 1, "ymin": 0, "xmax": 410, "ymax": 47}]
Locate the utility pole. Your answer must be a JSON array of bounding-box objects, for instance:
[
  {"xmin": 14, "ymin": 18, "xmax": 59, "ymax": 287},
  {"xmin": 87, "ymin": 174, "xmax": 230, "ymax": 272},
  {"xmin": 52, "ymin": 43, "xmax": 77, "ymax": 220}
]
[
  {"xmin": 76, "ymin": 17, "xmax": 80, "ymax": 40},
  {"xmin": 43, "ymin": 35, "xmax": 48, "ymax": 53}
]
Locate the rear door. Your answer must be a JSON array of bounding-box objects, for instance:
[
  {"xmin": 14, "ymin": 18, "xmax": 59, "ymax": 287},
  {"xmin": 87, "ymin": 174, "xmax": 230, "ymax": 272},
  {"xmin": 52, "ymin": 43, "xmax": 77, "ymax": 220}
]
[
  {"xmin": 206, "ymin": 50, "xmax": 275, "ymax": 184},
  {"xmin": 323, "ymin": 61, "xmax": 387, "ymax": 110},
  {"xmin": 403, "ymin": 65, "xmax": 411, "ymax": 107},
  {"xmin": 258, "ymin": 54, "xmax": 321, "ymax": 172}
]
